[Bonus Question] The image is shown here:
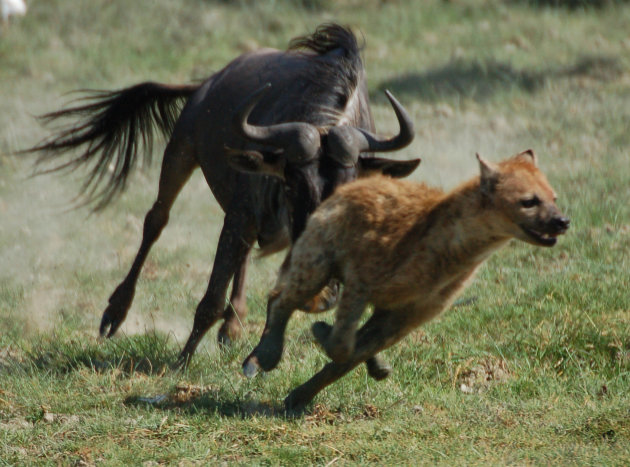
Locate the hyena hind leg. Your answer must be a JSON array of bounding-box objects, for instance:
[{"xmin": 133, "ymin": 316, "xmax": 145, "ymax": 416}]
[{"xmin": 312, "ymin": 321, "xmax": 391, "ymax": 380}]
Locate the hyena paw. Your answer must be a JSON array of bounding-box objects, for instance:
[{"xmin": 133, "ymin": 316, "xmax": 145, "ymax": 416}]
[
  {"xmin": 366, "ymin": 356, "xmax": 392, "ymax": 381},
  {"xmin": 311, "ymin": 321, "xmax": 332, "ymax": 347},
  {"xmin": 244, "ymin": 339, "xmax": 283, "ymax": 374},
  {"xmin": 242, "ymin": 354, "xmax": 260, "ymax": 378}
]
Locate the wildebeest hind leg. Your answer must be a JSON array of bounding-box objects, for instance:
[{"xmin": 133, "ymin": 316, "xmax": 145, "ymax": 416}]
[
  {"xmin": 100, "ymin": 143, "xmax": 197, "ymax": 338},
  {"xmin": 177, "ymin": 214, "xmax": 256, "ymax": 367},
  {"xmin": 218, "ymin": 249, "xmax": 252, "ymax": 346}
]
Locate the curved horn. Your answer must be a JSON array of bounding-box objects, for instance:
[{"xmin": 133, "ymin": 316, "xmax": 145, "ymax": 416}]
[
  {"xmin": 326, "ymin": 90, "xmax": 414, "ymax": 166},
  {"xmin": 233, "ymin": 83, "xmax": 321, "ymax": 162},
  {"xmin": 355, "ymin": 90, "xmax": 415, "ymax": 153}
]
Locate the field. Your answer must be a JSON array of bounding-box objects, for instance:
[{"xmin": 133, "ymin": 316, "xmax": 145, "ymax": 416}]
[{"xmin": 1, "ymin": 0, "xmax": 629, "ymax": 464}]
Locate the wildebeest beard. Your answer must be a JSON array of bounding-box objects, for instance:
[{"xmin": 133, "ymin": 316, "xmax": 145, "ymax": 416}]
[{"xmin": 287, "ymin": 158, "xmax": 358, "ymax": 241}]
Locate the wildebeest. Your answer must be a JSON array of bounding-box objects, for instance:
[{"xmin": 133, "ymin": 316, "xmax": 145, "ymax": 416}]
[
  {"xmin": 243, "ymin": 150, "xmax": 569, "ymax": 410},
  {"xmin": 25, "ymin": 24, "xmax": 419, "ymax": 365}
]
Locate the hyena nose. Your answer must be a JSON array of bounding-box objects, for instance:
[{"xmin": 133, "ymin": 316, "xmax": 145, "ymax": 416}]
[{"xmin": 552, "ymin": 216, "xmax": 570, "ymax": 233}]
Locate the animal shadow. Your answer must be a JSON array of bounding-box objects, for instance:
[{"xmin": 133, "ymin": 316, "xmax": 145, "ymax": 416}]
[
  {"xmin": 378, "ymin": 55, "xmax": 623, "ymax": 103},
  {"xmin": 124, "ymin": 384, "xmax": 296, "ymax": 419}
]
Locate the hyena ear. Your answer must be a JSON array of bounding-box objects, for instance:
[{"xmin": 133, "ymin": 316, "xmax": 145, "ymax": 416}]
[
  {"xmin": 476, "ymin": 153, "xmax": 499, "ymax": 196},
  {"xmin": 515, "ymin": 149, "xmax": 537, "ymax": 167}
]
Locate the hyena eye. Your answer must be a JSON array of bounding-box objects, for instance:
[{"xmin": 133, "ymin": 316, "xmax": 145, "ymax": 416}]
[{"xmin": 520, "ymin": 196, "xmax": 540, "ymax": 208}]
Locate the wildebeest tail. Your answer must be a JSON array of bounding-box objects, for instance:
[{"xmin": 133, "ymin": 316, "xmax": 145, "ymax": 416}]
[{"xmin": 22, "ymin": 82, "xmax": 200, "ymax": 211}]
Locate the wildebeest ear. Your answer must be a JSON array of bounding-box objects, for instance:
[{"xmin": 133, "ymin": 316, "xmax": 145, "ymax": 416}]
[
  {"xmin": 476, "ymin": 153, "xmax": 499, "ymax": 196},
  {"xmin": 358, "ymin": 157, "xmax": 421, "ymax": 178},
  {"xmin": 226, "ymin": 147, "xmax": 285, "ymax": 180},
  {"xmin": 514, "ymin": 149, "xmax": 537, "ymax": 167}
]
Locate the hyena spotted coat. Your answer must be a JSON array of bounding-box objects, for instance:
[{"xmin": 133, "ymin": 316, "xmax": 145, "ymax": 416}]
[{"xmin": 243, "ymin": 149, "xmax": 570, "ymax": 410}]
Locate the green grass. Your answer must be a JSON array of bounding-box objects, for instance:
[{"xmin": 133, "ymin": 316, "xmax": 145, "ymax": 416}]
[{"xmin": 1, "ymin": 0, "xmax": 630, "ymax": 464}]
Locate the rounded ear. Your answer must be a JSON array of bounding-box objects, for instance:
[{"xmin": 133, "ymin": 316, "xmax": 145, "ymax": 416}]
[
  {"xmin": 225, "ymin": 147, "xmax": 285, "ymax": 180},
  {"xmin": 358, "ymin": 157, "xmax": 421, "ymax": 178},
  {"xmin": 515, "ymin": 149, "xmax": 537, "ymax": 166},
  {"xmin": 476, "ymin": 153, "xmax": 499, "ymax": 196}
]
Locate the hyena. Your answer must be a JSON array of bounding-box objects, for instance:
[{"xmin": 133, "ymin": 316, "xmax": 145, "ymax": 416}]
[{"xmin": 243, "ymin": 149, "xmax": 569, "ymax": 410}]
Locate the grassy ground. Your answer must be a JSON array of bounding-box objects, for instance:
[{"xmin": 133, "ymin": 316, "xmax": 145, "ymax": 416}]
[{"xmin": 1, "ymin": 0, "xmax": 629, "ymax": 464}]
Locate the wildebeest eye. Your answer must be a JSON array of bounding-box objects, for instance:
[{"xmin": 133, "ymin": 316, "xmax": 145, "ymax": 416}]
[{"xmin": 520, "ymin": 196, "xmax": 540, "ymax": 208}]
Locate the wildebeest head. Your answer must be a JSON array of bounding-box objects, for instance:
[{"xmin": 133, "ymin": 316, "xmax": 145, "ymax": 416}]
[{"xmin": 227, "ymin": 84, "xmax": 420, "ymax": 238}]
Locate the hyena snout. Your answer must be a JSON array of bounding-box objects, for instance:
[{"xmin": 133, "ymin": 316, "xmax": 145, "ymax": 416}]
[
  {"xmin": 548, "ymin": 215, "xmax": 570, "ymax": 235},
  {"xmin": 519, "ymin": 210, "xmax": 570, "ymax": 247}
]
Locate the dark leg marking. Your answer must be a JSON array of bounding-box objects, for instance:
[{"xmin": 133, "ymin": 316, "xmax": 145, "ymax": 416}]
[
  {"xmin": 177, "ymin": 214, "xmax": 256, "ymax": 367},
  {"xmin": 218, "ymin": 249, "xmax": 252, "ymax": 346},
  {"xmin": 100, "ymin": 144, "xmax": 197, "ymax": 338}
]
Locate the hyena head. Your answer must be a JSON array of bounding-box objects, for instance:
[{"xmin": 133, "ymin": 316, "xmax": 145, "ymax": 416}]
[{"xmin": 477, "ymin": 149, "xmax": 570, "ymax": 247}]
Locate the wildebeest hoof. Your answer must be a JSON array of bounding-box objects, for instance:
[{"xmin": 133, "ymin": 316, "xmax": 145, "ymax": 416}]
[
  {"xmin": 366, "ymin": 356, "xmax": 391, "ymax": 381},
  {"xmin": 242, "ymin": 356, "xmax": 260, "ymax": 378},
  {"xmin": 99, "ymin": 284, "xmax": 134, "ymax": 337},
  {"xmin": 217, "ymin": 321, "xmax": 240, "ymax": 347},
  {"xmin": 99, "ymin": 309, "xmax": 124, "ymax": 338},
  {"xmin": 217, "ymin": 333, "xmax": 232, "ymax": 347},
  {"xmin": 172, "ymin": 352, "xmax": 191, "ymax": 371}
]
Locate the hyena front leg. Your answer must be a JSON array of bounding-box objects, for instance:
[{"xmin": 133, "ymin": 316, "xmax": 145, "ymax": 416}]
[
  {"xmin": 242, "ymin": 289, "xmax": 298, "ymax": 376},
  {"xmin": 243, "ymin": 249, "xmax": 332, "ymax": 377},
  {"xmin": 312, "ymin": 282, "xmax": 367, "ymax": 363}
]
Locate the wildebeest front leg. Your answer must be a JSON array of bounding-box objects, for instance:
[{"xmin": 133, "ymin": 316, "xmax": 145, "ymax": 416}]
[
  {"xmin": 177, "ymin": 214, "xmax": 255, "ymax": 367},
  {"xmin": 100, "ymin": 144, "xmax": 197, "ymax": 338},
  {"xmin": 285, "ymin": 309, "xmax": 412, "ymax": 411}
]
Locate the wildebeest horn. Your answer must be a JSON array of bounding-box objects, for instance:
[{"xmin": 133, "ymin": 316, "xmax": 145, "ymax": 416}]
[
  {"xmin": 233, "ymin": 83, "xmax": 322, "ymax": 163},
  {"xmin": 326, "ymin": 90, "xmax": 414, "ymax": 166}
]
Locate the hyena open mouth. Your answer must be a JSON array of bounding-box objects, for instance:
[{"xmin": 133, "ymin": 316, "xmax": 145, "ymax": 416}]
[{"xmin": 520, "ymin": 226, "xmax": 562, "ymax": 247}]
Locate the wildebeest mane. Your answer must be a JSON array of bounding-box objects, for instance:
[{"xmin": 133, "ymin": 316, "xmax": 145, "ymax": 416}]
[{"xmin": 287, "ymin": 23, "xmax": 364, "ymax": 129}]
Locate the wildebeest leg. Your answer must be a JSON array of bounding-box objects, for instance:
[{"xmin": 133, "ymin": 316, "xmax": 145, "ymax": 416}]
[
  {"xmin": 99, "ymin": 144, "xmax": 197, "ymax": 338},
  {"xmin": 177, "ymin": 214, "xmax": 256, "ymax": 366},
  {"xmin": 217, "ymin": 249, "xmax": 251, "ymax": 346},
  {"xmin": 285, "ymin": 309, "xmax": 413, "ymax": 411}
]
